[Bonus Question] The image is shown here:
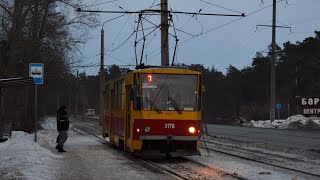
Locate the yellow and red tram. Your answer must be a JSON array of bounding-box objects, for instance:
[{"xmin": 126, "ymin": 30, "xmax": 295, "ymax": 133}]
[{"xmin": 102, "ymin": 67, "xmax": 203, "ymax": 157}]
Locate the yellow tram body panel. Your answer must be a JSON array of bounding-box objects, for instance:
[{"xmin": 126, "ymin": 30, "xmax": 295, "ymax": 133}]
[{"xmin": 102, "ymin": 67, "xmax": 203, "ymax": 157}]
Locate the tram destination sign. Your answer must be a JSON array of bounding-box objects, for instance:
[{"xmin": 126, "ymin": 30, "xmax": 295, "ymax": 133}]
[{"xmin": 296, "ymin": 97, "xmax": 320, "ymax": 115}]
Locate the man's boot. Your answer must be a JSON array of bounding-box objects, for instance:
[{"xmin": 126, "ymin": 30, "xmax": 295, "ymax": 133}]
[
  {"xmin": 60, "ymin": 145, "xmax": 66, "ymax": 152},
  {"xmin": 56, "ymin": 145, "xmax": 65, "ymax": 152}
]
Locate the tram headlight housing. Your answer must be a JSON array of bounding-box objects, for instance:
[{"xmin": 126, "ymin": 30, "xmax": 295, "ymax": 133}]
[
  {"xmin": 144, "ymin": 126, "xmax": 151, "ymax": 133},
  {"xmin": 189, "ymin": 127, "xmax": 196, "ymax": 133}
]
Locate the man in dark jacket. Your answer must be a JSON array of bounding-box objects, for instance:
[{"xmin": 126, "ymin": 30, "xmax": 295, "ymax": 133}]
[{"xmin": 56, "ymin": 105, "xmax": 69, "ymax": 152}]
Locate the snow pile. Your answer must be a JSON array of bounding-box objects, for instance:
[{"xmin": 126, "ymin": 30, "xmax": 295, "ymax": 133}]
[
  {"xmin": 245, "ymin": 115, "xmax": 320, "ymax": 129},
  {"xmin": 277, "ymin": 115, "xmax": 318, "ymax": 129},
  {"xmin": 0, "ymin": 131, "xmax": 61, "ymax": 180}
]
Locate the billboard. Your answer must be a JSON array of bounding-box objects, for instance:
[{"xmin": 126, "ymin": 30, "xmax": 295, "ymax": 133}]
[{"xmin": 296, "ymin": 97, "xmax": 320, "ymax": 115}]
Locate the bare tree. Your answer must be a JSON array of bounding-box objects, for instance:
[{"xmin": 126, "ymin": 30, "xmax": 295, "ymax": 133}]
[{"xmin": 0, "ymin": 0, "xmax": 99, "ymax": 132}]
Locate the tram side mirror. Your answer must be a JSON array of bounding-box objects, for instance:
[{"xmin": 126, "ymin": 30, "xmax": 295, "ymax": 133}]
[{"xmin": 201, "ymin": 84, "xmax": 206, "ymax": 92}]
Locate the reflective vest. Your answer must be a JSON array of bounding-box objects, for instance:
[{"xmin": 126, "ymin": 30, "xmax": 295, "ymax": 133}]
[{"xmin": 57, "ymin": 114, "xmax": 68, "ymax": 122}]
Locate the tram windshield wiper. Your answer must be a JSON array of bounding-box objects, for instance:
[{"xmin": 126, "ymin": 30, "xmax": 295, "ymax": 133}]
[
  {"xmin": 150, "ymin": 74, "xmax": 168, "ymax": 110},
  {"xmin": 146, "ymin": 97, "xmax": 162, "ymax": 114},
  {"xmin": 169, "ymin": 97, "xmax": 182, "ymax": 114}
]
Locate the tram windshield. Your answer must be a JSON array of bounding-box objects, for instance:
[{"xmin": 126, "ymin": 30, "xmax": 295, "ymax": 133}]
[{"xmin": 141, "ymin": 74, "xmax": 198, "ymax": 111}]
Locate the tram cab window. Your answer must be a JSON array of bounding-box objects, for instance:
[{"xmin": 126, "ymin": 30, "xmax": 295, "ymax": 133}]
[{"xmin": 141, "ymin": 74, "xmax": 198, "ymax": 111}]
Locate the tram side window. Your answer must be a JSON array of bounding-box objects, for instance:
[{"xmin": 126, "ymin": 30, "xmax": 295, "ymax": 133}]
[
  {"xmin": 114, "ymin": 79, "xmax": 124, "ymax": 110},
  {"xmin": 117, "ymin": 81, "xmax": 120, "ymax": 109},
  {"xmin": 114, "ymin": 82, "xmax": 118, "ymax": 109},
  {"xmin": 120, "ymin": 79, "xmax": 124, "ymax": 110},
  {"xmin": 105, "ymin": 85, "xmax": 109, "ymax": 110},
  {"xmin": 116, "ymin": 80, "xmax": 121, "ymax": 109},
  {"xmin": 133, "ymin": 74, "xmax": 141, "ymax": 110},
  {"xmin": 198, "ymin": 76, "xmax": 202, "ymax": 111}
]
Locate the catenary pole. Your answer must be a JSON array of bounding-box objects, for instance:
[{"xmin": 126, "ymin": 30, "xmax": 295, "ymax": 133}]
[
  {"xmin": 100, "ymin": 26, "xmax": 105, "ymax": 125},
  {"xmin": 257, "ymin": 1, "xmax": 290, "ymax": 122},
  {"xmin": 161, "ymin": 0, "xmax": 169, "ymax": 66},
  {"xmin": 270, "ymin": 0, "xmax": 276, "ymax": 122}
]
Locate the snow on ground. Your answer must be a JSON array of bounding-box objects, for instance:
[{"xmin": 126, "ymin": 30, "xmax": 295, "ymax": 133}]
[
  {"xmin": 0, "ymin": 131, "xmax": 62, "ymax": 180},
  {"xmin": 244, "ymin": 114, "xmax": 320, "ymax": 129},
  {"xmin": 0, "ymin": 117, "xmax": 174, "ymax": 180},
  {"xmin": 189, "ymin": 149, "xmax": 319, "ymax": 180},
  {"xmin": 1, "ymin": 116, "xmax": 318, "ymax": 180}
]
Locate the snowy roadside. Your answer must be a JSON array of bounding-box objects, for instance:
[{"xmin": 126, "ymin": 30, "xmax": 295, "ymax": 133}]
[
  {"xmin": 242, "ymin": 114, "xmax": 320, "ymax": 129},
  {"xmin": 1, "ymin": 116, "xmax": 319, "ymax": 180},
  {"xmin": 0, "ymin": 117, "xmax": 175, "ymax": 180},
  {"xmin": 188, "ymin": 148, "xmax": 320, "ymax": 180},
  {"xmin": 202, "ymin": 116, "xmax": 320, "ymax": 179},
  {"xmin": 0, "ymin": 130, "xmax": 63, "ymax": 180}
]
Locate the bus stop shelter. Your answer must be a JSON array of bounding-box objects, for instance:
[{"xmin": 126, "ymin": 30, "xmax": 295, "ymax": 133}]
[
  {"xmin": 0, "ymin": 77, "xmax": 34, "ymax": 88},
  {"xmin": 0, "ymin": 77, "xmax": 34, "ymax": 141}
]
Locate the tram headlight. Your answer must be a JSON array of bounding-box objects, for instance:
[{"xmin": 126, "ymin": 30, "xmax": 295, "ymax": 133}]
[
  {"xmin": 144, "ymin": 126, "xmax": 151, "ymax": 133},
  {"xmin": 189, "ymin": 127, "xmax": 196, "ymax": 133}
]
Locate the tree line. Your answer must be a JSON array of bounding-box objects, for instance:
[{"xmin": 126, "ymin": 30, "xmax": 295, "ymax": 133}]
[{"xmin": 198, "ymin": 31, "xmax": 320, "ymax": 123}]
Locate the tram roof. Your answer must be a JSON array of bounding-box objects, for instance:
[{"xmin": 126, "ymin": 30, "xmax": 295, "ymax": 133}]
[
  {"xmin": 133, "ymin": 66, "xmax": 202, "ymax": 75},
  {"xmin": 105, "ymin": 66, "xmax": 202, "ymax": 83}
]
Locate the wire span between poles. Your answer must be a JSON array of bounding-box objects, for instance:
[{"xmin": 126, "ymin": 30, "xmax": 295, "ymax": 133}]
[{"xmin": 76, "ymin": 8, "xmax": 245, "ymax": 17}]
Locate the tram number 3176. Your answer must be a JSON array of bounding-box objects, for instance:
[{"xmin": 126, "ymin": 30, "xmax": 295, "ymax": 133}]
[{"xmin": 164, "ymin": 123, "xmax": 175, "ymax": 129}]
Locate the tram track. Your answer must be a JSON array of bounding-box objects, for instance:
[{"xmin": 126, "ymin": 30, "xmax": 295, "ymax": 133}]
[
  {"xmin": 200, "ymin": 139, "xmax": 320, "ymax": 178},
  {"xmin": 143, "ymin": 158, "xmax": 246, "ymax": 180},
  {"xmin": 70, "ymin": 117, "xmax": 320, "ymax": 179},
  {"xmin": 70, "ymin": 118, "xmax": 245, "ymax": 180}
]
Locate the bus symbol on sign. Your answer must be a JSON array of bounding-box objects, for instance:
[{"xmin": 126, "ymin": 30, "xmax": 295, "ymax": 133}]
[{"xmin": 29, "ymin": 63, "xmax": 44, "ymax": 85}]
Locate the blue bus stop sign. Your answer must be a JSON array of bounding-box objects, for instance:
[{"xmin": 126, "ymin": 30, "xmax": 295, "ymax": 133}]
[
  {"xmin": 276, "ymin": 103, "xmax": 282, "ymax": 110},
  {"xmin": 29, "ymin": 63, "xmax": 44, "ymax": 85}
]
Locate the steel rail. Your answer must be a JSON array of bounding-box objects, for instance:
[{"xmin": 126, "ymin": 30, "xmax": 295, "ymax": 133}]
[{"xmin": 200, "ymin": 141, "xmax": 320, "ymax": 178}]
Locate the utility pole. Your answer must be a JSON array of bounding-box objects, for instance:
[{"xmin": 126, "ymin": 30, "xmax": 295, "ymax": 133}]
[
  {"xmin": 161, "ymin": 0, "xmax": 169, "ymax": 66},
  {"xmin": 100, "ymin": 27, "xmax": 105, "ymax": 125},
  {"xmin": 257, "ymin": 0, "xmax": 290, "ymax": 122},
  {"xmin": 270, "ymin": 0, "xmax": 276, "ymax": 122}
]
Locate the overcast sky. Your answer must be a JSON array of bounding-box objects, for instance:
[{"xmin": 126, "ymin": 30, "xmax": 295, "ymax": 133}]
[{"xmin": 76, "ymin": 0, "xmax": 320, "ymax": 75}]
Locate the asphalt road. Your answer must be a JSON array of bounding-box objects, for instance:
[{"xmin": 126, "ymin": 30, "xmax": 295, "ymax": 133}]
[{"xmin": 206, "ymin": 124, "xmax": 320, "ymax": 150}]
